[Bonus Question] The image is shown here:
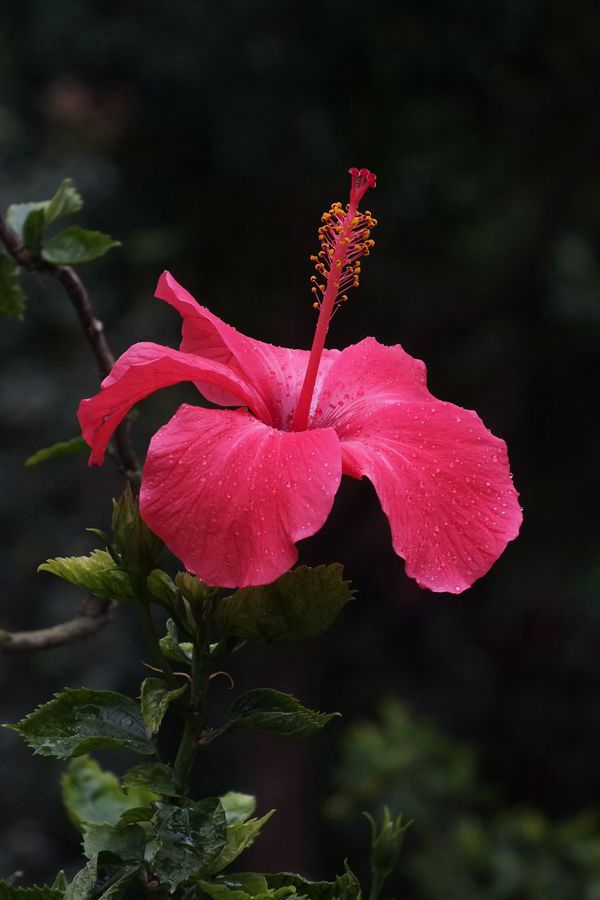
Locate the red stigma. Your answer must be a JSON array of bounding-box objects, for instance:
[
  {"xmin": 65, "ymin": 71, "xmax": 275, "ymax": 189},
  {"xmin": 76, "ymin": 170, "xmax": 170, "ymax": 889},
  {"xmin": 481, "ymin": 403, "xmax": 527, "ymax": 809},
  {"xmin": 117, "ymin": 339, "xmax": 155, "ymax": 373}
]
[{"xmin": 348, "ymin": 167, "xmax": 377, "ymax": 204}]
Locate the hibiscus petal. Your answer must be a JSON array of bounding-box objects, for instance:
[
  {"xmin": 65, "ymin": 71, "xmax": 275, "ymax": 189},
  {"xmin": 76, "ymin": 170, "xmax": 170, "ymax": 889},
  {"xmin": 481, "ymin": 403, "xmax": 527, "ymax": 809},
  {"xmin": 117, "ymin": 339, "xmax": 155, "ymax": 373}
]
[
  {"xmin": 140, "ymin": 405, "xmax": 342, "ymax": 587},
  {"xmin": 156, "ymin": 271, "xmax": 339, "ymax": 429},
  {"xmin": 337, "ymin": 399, "xmax": 521, "ymax": 593},
  {"xmin": 311, "ymin": 337, "xmax": 432, "ymax": 430},
  {"xmin": 78, "ymin": 342, "xmax": 269, "ymax": 465}
]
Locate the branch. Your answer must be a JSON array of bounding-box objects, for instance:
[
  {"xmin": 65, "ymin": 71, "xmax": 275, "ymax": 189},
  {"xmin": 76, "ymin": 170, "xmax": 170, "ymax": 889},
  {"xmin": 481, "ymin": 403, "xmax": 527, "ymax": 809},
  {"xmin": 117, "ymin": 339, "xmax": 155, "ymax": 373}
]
[
  {"xmin": 0, "ymin": 209, "xmax": 140, "ymax": 484},
  {"xmin": 0, "ymin": 201, "xmax": 140, "ymax": 654},
  {"xmin": 0, "ymin": 597, "xmax": 115, "ymax": 654}
]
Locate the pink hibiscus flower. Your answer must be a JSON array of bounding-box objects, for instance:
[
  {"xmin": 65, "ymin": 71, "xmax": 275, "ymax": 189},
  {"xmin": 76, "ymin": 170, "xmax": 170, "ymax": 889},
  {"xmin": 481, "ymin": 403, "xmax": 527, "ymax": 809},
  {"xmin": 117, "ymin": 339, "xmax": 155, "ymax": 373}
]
[{"xmin": 79, "ymin": 168, "xmax": 522, "ymax": 591}]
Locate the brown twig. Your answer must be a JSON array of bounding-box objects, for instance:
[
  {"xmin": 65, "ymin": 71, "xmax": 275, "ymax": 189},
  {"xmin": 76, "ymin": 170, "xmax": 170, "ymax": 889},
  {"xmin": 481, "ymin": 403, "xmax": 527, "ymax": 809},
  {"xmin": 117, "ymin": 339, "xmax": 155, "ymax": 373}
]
[
  {"xmin": 0, "ymin": 597, "xmax": 115, "ymax": 654},
  {"xmin": 0, "ymin": 202, "xmax": 139, "ymax": 653},
  {"xmin": 0, "ymin": 209, "xmax": 140, "ymax": 482}
]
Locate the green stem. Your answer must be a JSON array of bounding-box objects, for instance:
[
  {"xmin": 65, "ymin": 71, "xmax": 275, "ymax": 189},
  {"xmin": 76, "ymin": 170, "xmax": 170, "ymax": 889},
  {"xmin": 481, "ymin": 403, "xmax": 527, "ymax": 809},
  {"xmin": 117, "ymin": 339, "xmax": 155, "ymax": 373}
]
[
  {"xmin": 138, "ymin": 596, "xmax": 179, "ymax": 691},
  {"xmin": 173, "ymin": 647, "xmax": 209, "ymax": 792}
]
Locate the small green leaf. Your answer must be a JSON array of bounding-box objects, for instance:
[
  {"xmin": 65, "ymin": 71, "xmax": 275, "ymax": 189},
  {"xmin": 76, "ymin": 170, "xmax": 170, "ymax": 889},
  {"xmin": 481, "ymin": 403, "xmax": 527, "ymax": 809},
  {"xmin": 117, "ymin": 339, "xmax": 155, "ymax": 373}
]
[
  {"xmin": 62, "ymin": 755, "xmax": 157, "ymax": 829},
  {"xmin": 7, "ymin": 179, "xmax": 83, "ymax": 241},
  {"xmin": 200, "ymin": 874, "xmax": 269, "ymax": 899},
  {"xmin": 266, "ymin": 863, "xmax": 362, "ymax": 900},
  {"xmin": 117, "ymin": 806, "xmax": 155, "ymax": 825},
  {"xmin": 38, "ymin": 549, "xmax": 134, "ymax": 602},
  {"xmin": 208, "ymin": 810, "xmax": 275, "ymax": 875},
  {"xmin": 175, "ymin": 571, "xmax": 208, "ymax": 605},
  {"xmin": 82, "ymin": 823, "xmax": 146, "ymax": 861},
  {"xmin": 140, "ymin": 678, "xmax": 186, "ymax": 735},
  {"xmin": 159, "ymin": 618, "xmax": 194, "ymax": 663},
  {"xmin": 146, "ymin": 569, "xmax": 179, "ymax": 606},
  {"xmin": 365, "ymin": 808, "xmax": 410, "ymax": 900},
  {"xmin": 122, "ymin": 763, "xmax": 180, "ymax": 797},
  {"xmin": 42, "ymin": 227, "xmax": 120, "ymax": 265},
  {"xmin": 64, "ymin": 858, "xmax": 138, "ymax": 900},
  {"xmin": 25, "ymin": 437, "xmax": 88, "ymax": 467},
  {"xmin": 0, "ymin": 254, "xmax": 26, "ymax": 319},
  {"xmin": 95, "ymin": 866, "xmax": 139, "ymax": 900},
  {"xmin": 50, "ymin": 875, "xmax": 68, "ymax": 893},
  {"xmin": 45, "ymin": 178, "xmax": 83, "ymax": 225},
  {"xmin": 198, "ymin": 879, "xmax": 295, "ymax": 900},
  {"xmin": 228, "ymin": 689, "xmax": 339, "ymax": 739},
  {"xmin": 23, "ymin": 207, "xmax": 45, "ymax": 253},
  {"xmin": 7, "ymin": 688, "xmax": 154, "ymax": 759},
  {"xmin": 216, "ymin": 564, "xmax": 354, "ymax": 642},
  {"xmin": 0, "ymin": 886, "xmax": 63, "ymax": 900},
  {"xmin": 6, "ymin": 201, "xmax": 47, "ymax": 239},
  {"xmin": 112, "ymin": 486, "xmax": 163, "ymax": 577},
  {"xmin": 219, "ymin": 791, "xmax": 256, "ymax": 825},
  {"xmin": 64, "ymin": 858, "xmax": 97, "ymax": 900},
  {"xmin": 149, "ymin": 798, "xmax": 228, "ymax": 889}
]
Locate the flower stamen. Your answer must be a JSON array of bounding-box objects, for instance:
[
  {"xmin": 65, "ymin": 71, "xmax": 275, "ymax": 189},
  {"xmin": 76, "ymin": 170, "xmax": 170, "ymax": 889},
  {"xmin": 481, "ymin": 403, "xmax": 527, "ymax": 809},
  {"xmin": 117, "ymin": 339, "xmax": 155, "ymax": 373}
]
[{"xmin": 291, "ymin": 167, "xmax": 376, "ymax": 432}]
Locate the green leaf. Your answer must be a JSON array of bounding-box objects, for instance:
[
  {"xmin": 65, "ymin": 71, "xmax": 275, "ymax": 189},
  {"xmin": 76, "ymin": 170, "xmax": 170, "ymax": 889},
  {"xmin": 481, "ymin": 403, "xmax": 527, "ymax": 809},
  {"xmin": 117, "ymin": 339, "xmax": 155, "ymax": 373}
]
[
  {"xmin": 45, "ymin": 178, "xmax": 83, "ymax": 225},
  {"xmin": 122, "ymin": 763, "xmax": 180, "ymax": 797},
  {"xmin": 175, "ymin": 571, "xmax": 208, "ymax": 605},
  {"xmin": 0, "ymin": 886, "xmax": 63, "ymax": 900},
  {"xmin": 50, "ymin": 875, "xmax": 68, "ymax": 893},
  {"xmin": 149, "ymin": 798, "xmax": 227, "ymax": 888},
  {"xmin": 25, "ymin": 437, "xmax": 88, "ymax": 467},
  {"xmin": 64, "ymin": 858, "xmax": 97, "ymax": 900},
  {"xmin": 7, "ymin": 688, "xmax": 154, "ymax": 759},
  {"xmin": 266, "ymin": 862, "xmax": 362, "ymax": 900},
  {"xmin": 42, "ymin": 227, "xmax": 120, "ymax": 265},
  {"xmin": 95, "ymin": 866, "xmax": 138, "ymax": 900},
  {"xmin": 62, "ymin": 755, "xmax": 157, "ymax": 829},
  {"xmin": 198, "ymin": 880, "xmax": 296, "ymax": 900},
  {"xmin": 82, "ymin": 823, "xmax": 146, "ymax": 861},
  {"xmin": 23, "ymin": 207, "xmax": 45, "ymax": 253},
  {"xmin": 146, "ymin": 569, "xmax": 179, "ymax": 606},
  {"xmin": 112, "ymin": 486, "xmax": 163, "ymax": 577},
  {"xmin": 117, "ymin": 806, "xmax": 155, "ymax": 825},
  {"xmin": 38, "ymin": 549, "xmax": 135, "ymax": 602},
  {"xmin": 0, "ymin": 254, "xmax": 26, "ymax": 319},
  {"xmin": 6, "ymin": 179, "xmax": 83, "ymax": 241},
  {"xmin": 365, "ymin": 808, "xmax": 410, "ymax": 900},
  {"xmin": 6, "ymin": 201, "xmax": 47, "ymax": 239},
  {"xmin": 140, "ymin": 678, "xmax": 187, "ymax": 734},
  {"xmin": 228, "ymin": 689, "xmax": 339, "ymax": 739},
  {"xmin": 64, "ymin": 858, "xmax": 138, "ymax": 900},
  {"xmin": 219, "ymin": 791, "xmax": 256, "ymax": 825},
  {"xmin": 159, "ymin": 618, "xmax": 194, "ymax": 663},
  {"xmin": 216, "ymin": 565, "xmax": 354, "ymax": 642},
  {"xmin": 208, "ymin": 810, "xmax": 275, "ymax": 875}
]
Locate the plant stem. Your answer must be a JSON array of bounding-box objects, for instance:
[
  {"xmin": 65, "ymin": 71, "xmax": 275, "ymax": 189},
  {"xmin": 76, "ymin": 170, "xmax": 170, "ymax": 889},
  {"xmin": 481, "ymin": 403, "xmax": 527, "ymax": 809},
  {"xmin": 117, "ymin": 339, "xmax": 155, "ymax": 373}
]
[
  {"xmin": 173, "ymin": 643, "xmax": 210, "ymax": 792},
  {"xmin": 138, "ymin": 596, "xmax": 179, "ymax": 691}
]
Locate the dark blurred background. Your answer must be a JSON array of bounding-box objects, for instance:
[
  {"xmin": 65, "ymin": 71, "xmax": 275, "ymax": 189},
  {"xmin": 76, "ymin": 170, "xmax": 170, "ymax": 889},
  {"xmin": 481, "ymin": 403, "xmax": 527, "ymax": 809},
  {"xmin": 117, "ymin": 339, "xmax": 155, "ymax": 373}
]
[{"xmin": 1, "ymin": 1, "xmax": 599, "ymax": 896}]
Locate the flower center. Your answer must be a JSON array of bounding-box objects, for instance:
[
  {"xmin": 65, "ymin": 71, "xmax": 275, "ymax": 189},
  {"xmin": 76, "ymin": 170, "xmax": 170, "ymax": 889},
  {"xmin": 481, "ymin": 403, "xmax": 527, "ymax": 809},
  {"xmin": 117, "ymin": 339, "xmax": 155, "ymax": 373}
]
[{"xmin": 290, "ymin": 167, "xmax": 377, "ymax": 432}]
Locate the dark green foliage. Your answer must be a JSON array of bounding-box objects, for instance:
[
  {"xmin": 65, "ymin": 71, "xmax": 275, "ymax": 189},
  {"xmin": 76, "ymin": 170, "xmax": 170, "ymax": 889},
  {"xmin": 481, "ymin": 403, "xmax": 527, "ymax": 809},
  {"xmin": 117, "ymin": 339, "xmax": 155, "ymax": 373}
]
[
  {"xmin": 0, "ymin": 886, "xmax": 63, "ymax": 900},
  {"xmin": 62, "ymin": 755, "xmax": 157, "ymax": 828},
  {"xmin": 228, "ymin": 689, "xmax": 339, "ymax": 739},
  {"xmin": 216, "ymin": 565, "xmax": 354, "ymax": 642},
  {"xmin": 0, "ymin": 254, "xmax": 26, "ymax": 318},
  {"xmin": 148, "ymin": 798, "xmax": 228, "ymax": 889},
  {"xmin": 331, "ymin": 699, "xmax": 600, "ymax": 899},
  {"xmin": 7, "ymin": 689, "xmax": 154, "ymax": 758},
  {"xmin": 25, "ymin": 437, "xmax": 89, "ymax": 467},
  {"xmin": 139, "ymin": 677, "xmax": 187, "ymax": 734},
  {"xmin": 121, "ymin": 762, "xmax": 180, "ymax": 797}
]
